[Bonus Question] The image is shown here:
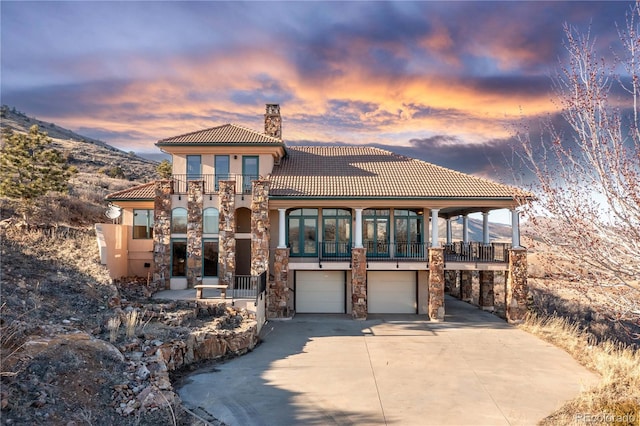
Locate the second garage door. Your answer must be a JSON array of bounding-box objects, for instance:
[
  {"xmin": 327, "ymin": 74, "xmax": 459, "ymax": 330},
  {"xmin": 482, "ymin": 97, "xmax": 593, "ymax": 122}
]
[
  {"xmin": 296, "ymin": 271, "xmax": 346, "ymax": 313},
  {"xmin": 368, "ymin": 271, "xmax": 417, "ymax": 313}
]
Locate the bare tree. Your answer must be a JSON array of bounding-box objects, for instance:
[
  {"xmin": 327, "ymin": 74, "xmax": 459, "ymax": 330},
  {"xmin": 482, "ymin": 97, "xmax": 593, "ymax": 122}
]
[{"xmin": 517, "ymin": 5, "xmax": 640, "ymax": 328}]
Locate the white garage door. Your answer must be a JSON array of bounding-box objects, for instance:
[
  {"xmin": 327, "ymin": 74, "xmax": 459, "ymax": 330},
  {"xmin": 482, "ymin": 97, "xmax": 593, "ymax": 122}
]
[
  {"xmin": 368, "ymin": 271, "xmax": 417, "ymax": 313},
  {"xmin": 296, "ymin": 271, "xmax": 345, "ymax": 313}
]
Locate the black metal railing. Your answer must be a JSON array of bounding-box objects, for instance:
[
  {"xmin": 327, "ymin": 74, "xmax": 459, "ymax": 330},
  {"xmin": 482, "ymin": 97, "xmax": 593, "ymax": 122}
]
[
  {"xmin": 233, "ymin": 275, "xmax": 257, "ymax": 298},
  {"xmin": 365, "ymin": 242, "xmax": 427, "ymax": 261},
  {"xmin": 319, "ymin": 241, "xmax": 351, "ymax": 261},
  {"xmin": 444, "ymin": 242, "xmax": 511, "ymax": 263},
  {"xmin": 172, "ymin": 174, "xmax": 259, "ymax": 195}
]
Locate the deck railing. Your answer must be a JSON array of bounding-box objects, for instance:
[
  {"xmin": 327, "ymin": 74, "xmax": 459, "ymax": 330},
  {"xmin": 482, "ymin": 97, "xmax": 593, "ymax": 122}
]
[
  {"xmin": 444, "ymin": 242, "xmax": 511, "ymax": 263},
  {"xmin": 288, "ymin": 241, "xmax": 511, "ymax": 264},
  {"xmin": 172, "ymin": 174, "xmax": 258, "ymax": 195},
  {"xmin": 232, "ymin": 272, "xmax": 266, "ymax": 299}
]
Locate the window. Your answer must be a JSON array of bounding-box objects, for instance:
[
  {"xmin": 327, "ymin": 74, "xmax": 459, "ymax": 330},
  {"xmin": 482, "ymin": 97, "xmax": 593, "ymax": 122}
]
[
  {"xmin": 394, "ymin": 209, "xmax": 424, "ymax": 257},
  {"xmin": 203, "ymin": 239, "xmax": 219, "ymax": 277},
  {"xmin": 133, "ymin": 209, "xmax": 154, "ymax": 239},
  {"xmin": 171, "ymin": 208, "xmax": 188, "ymax": 234},
  {"xmin": 288, "ymin": 209, "xmax": 318, "ymax": 256},
  {"xmin": 322, "ymin": 208, "xmax": 351, "ymax": 257},
  {"xmin": 363, "ymin": 209, "xmax": 389, "ymax": 258},
  {"xmin": 186, "ymin": 155, "xmax": 201, "ymax": 180},
  {"xmin": 242, "ymin": 156, "xmax": 259, "ymax": 193},
  {"xmin": 203, "ymin": 208, "xmax": 219, "ymax": 234},
  {"xmin": 171, "ymin": 240, "xmax": 187, "ymax": 277},
  {"xmin": 215, "ymin": 155, "xmax": 230, "ymax": 190}
]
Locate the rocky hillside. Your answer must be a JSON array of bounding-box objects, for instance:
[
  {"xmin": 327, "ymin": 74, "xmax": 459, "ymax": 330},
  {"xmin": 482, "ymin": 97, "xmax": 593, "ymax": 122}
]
[
  {"xmin": 0, "ymin": 108, "xmax": 258, "ymax": 425},
  {"xmin": 0, "ymin": 106, "xmax": 161, "ymax": 225},
  {"xmin": 1, "ymin": 105, "xmax": 158, "ymax": 182}
]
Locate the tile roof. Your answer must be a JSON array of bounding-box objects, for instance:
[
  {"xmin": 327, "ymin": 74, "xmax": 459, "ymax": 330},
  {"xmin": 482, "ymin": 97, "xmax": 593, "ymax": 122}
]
[
  {"xmin": 156, "ymin": 124, "xmax": 283, "ymax": 145},
  {"xmin": 105, "ymin": 182, "xmax": 155, "ymax": 201},
  {"xmin": 269, "ymin": 146, "xmax": 527, "ymax": 199}
]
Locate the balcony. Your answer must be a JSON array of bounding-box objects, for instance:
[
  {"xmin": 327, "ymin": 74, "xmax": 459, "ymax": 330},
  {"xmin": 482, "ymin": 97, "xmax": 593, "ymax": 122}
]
[
  {"xmin": 171, "ymin": 174, "xmax": 258, "ymax": 195},
  {"xmin": 291, "ymin": 241, "xmax": 511, "ymax": 264}
]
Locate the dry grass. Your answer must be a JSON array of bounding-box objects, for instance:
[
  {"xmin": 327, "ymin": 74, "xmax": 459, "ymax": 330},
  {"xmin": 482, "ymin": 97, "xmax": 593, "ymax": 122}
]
[{"xmin": 520, "ymin": 313, "xmax": 640, "ymax": 425}]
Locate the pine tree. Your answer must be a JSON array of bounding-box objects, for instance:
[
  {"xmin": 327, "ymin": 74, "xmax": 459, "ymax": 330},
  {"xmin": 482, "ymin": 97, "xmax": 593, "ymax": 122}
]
[
  {"xmin": 0, "ymin": 125, "xmax": 77, "ymax": 221},
  {"xmin": 156, "ymin": 159, "xmax": 172, "ymax": 179}
]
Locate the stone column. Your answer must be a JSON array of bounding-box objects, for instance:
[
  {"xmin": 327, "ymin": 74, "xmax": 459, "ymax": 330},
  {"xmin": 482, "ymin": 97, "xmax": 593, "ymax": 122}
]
[
  {"xmin": 251, "ymin": 180, "xmax": 270, "ymax": 276},
  {"xmin": 218, "ymin": 181, "xmax": 236, "ymax": 291},
  {"xmin": 506, "ymin": 248, "xmax": 528, "ymax": 323},
  {"xmin": 445, "ymin": 270, "xmax": 460, "ymax": 298},
  {"xmin": 186, "ymin": 180, "xmax": 204, "ymax": 288},
  {"xmin": 268, "ymin": 248, "xmax": 290, "ymax": 318},
  {"xmin": 493, "ymin": 271, "xmax": 507, "ymax": 319},
  {"xmin": 471, "ymin": 271, "xmax": 480, "ymax": 305},
  {"xmin": 428, "ymin": 247, "xmax": 445, "ymax": 321},
  {"xmin": 351, "ymin": 247, "xmax": 367, "ymax": 319},
  {"xmin": 153, "ymin": 180, "xmax": 172, "ymax": 290},
  {"xmin": 460, "ymin": 270, "xmax": 472, "ymax": 302},
  {"xmin": 479, "ymin": 271, "xmax": 494, "ymax": 311}
]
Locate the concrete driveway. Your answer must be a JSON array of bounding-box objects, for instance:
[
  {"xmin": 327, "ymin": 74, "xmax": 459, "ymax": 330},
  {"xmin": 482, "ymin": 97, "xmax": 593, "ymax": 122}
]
[{"xmin": 177, "ymin": 296, "xmax": 597, "ymax": 426}]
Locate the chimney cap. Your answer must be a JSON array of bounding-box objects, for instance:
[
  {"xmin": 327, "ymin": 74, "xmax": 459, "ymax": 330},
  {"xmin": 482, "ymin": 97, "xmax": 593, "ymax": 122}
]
[{"xmin": 266, "ymin": 104, "xmax": 280, "ymax": 115}]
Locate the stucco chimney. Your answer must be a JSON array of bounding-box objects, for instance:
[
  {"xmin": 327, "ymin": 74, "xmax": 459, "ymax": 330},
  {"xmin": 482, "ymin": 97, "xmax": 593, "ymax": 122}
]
[{"xmin": 264, "ymin": 104, "xmax": 282, "ymax": 139}]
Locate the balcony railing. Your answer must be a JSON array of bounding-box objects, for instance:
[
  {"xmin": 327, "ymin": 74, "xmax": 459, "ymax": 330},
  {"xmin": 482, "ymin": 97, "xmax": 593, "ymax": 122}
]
[
  {"xmin": 172, "ymin": 174, "xmax": 259, "ymax": 195},
  {"xmin": 444, "ymin": 242, "xmax": 511, "ymax": 263},
  {"xmin": 291, "ymin": 241, "xmax": 511, "ymax": 264}
]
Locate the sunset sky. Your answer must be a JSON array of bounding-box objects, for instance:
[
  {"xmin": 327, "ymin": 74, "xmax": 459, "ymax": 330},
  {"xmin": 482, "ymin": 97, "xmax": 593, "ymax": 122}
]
[{"xmin": 1, "ymin": 1, "xmax": 634, "ymax": 181}]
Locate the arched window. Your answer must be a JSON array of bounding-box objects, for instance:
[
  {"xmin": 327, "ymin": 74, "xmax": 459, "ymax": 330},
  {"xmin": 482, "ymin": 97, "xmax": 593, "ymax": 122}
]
[
  {"xmin": 203, "ymin": 208, "xmax": 219, "ymax": 234},
  {"xmin": 171, "ymin": 207, "xmax": 188, "ymax": 233}
]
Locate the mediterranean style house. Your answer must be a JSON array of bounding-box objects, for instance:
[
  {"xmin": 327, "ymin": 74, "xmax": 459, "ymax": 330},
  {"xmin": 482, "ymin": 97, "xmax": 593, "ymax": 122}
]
[{"xmin": 98, "ymin": 104, "xmax": 530, "ymax": 322}]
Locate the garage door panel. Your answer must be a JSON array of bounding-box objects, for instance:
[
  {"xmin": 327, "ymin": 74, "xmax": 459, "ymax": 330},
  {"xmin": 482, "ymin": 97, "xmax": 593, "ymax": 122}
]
[
  {"xmin": 368, "ymin": 271, "xmax": 416, "ymax": 314},
  {"xmin": 296, "ymin": 271, "xmax": 345, "ymax": 313}
]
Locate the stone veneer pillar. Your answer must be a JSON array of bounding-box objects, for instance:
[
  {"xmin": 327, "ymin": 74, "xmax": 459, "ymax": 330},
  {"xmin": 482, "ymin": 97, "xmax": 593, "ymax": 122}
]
[
  {"xmin": 218, "ymin": 181, "xmax": 236, "ymax": 291},
  {"xmin": 251, "ymin": 180, "xmax": 270, "ymax": 276},
  {"xmin": 445, "ymin": 270, "xmax": 459, "ymax": 298},
  {"xmin": 471, "ymin": 271, "xmax": 480, "ymax": 305},
  {"xmin": 153, "ymin": 180, "xmax": 172, "ymax": 290},
  {"xmin": 268, "ymin": 248, "xmax": 290, "ymax": 318},
  {"xmin": 351, "ymin": 248, "xmax": 367, "ymax": 319},
  {"xmin": 506, "ymin": 248, "xmax": 528, "ymax": 323},
  {"xmin": 186, "ymin": 180, "xmax": 203, "ymax": 288},
  {"xmin": 460, "ymin": 270, "xmax": 473, "ymax": 302},
  {"xmin": 493, "ymin": 271, "xmax": 507, "ymax": 319},
  {"xmin": 428, "ymin": 247, "xmax": 445, "ymax": 321},
  {"xmin": 479, "ymin": 271, "xmax": 494, "ymax": 311}
]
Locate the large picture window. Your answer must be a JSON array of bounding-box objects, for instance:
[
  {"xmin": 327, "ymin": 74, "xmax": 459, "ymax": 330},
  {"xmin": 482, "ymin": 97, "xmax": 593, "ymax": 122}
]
[
  {"xmin": 288, "ymin": 208, "xmax": 318, "ymax": 256},
  {"xmin": 133, "ymin": 209, "xmax": 154, "ymax": 239},
  {"xmin": 322, "ymin": 208, "xmax": 351, "ymax": 257},
  {"xmin": 363, "ymin": 209, "xmax": 389, "ymax": 258},
  {"xmin": 171, "ymin": 208, "xmax": 188, "ymax": 234}
]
